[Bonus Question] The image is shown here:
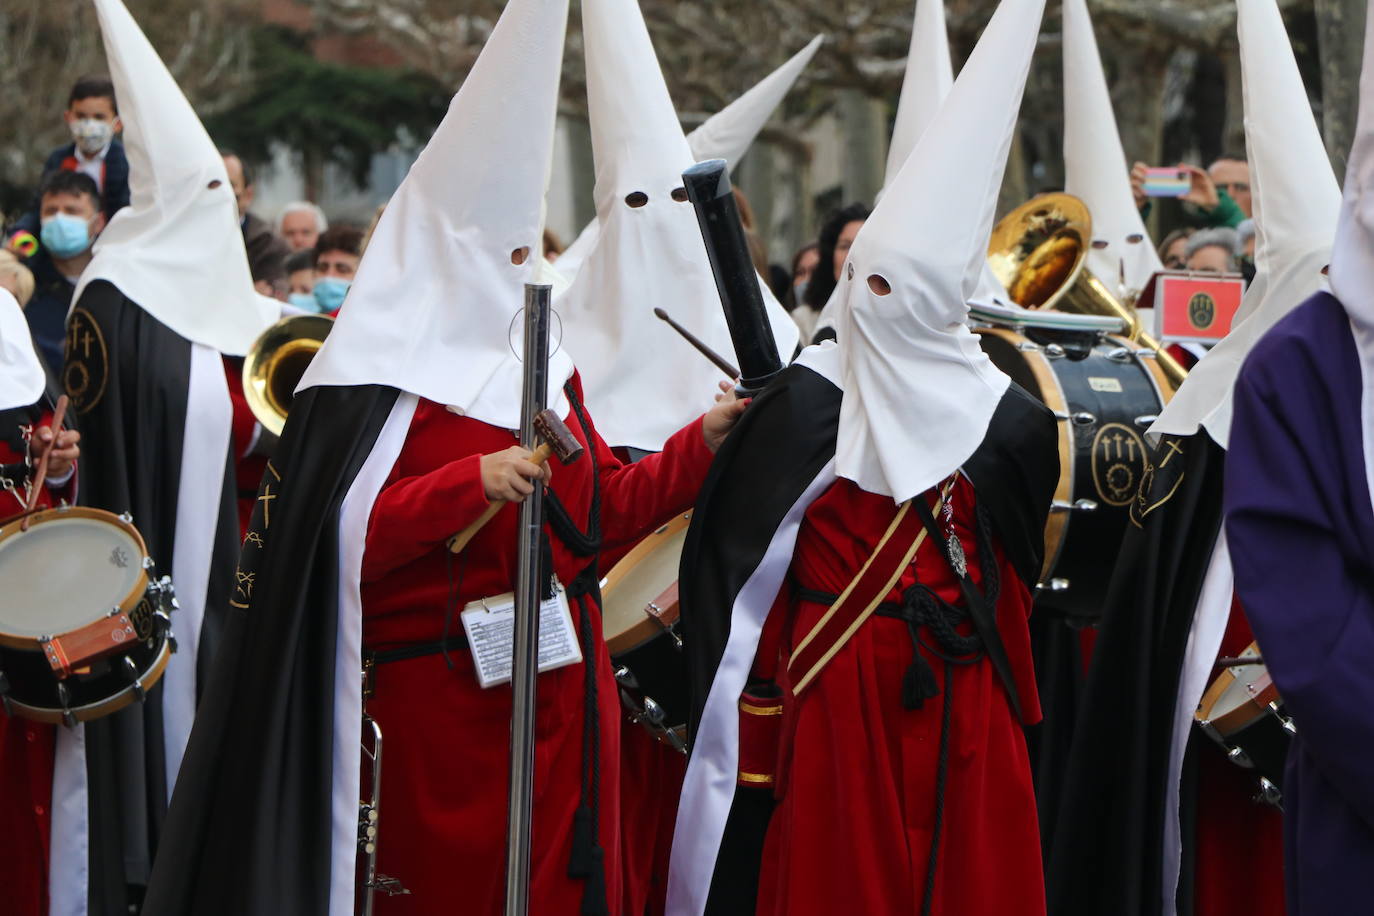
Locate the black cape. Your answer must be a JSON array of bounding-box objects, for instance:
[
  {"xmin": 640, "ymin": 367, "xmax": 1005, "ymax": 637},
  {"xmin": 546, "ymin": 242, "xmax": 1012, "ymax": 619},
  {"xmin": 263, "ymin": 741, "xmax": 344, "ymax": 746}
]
[
  {"xmin": 142, "ymin": 384, "xmax": 399, "ymax": 916},
  {"xmin": 64, "ymin": 279, "xmax": 240, "ymax": 914},
  {"xmin": 677, "ymin": 361, "xmax": 1058, "ymax": 914},
  {"xmin": 1043, "ymin": 432, "xmax": 1226, "ymax": 915}
]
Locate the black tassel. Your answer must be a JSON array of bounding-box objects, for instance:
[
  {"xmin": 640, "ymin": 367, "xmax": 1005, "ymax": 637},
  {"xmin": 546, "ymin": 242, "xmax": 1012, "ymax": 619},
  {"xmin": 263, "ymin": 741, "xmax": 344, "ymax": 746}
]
[
  {"xmin": 902, "ymin": 656, "xmax": 941, "ymax": 711},
  {"xmin": 580, "ymin": 845, "xmax": 610, "ymax": 916},
  {"xmin": 567, "ymin": 804, "xmax": 595, "ymax": 878}
]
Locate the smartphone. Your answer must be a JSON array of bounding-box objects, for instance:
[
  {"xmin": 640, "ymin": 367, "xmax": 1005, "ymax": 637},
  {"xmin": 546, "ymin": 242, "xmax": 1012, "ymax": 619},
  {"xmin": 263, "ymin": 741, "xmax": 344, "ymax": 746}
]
[{"xmin": 1142, "ymin": 167, "xmax": 1191, "ymax": 198}]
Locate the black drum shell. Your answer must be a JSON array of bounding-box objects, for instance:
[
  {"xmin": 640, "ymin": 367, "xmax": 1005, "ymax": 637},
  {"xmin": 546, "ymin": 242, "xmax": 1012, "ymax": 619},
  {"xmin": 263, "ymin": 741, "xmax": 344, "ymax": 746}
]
[
  {"xmin": 612, "ymin": 628, "xmax": 689, "ymax": 733},
  {"xmin": 978, "ymin": 328, "xmax": 1170, "ymax": 622},
  {"xmin": 1219, "ymin": 707, "xmax": 1292, "ymax": 800},
  {"xmin": 0, "ymin": 631, "xmax": 168, "ymax": 722}
]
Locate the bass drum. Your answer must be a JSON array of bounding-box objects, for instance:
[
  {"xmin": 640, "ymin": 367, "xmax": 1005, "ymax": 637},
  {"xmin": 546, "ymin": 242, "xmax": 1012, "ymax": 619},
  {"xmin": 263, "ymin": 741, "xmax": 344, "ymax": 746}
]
[{"xmin": 977, "ymin": 325, "xmax": 1174, "ymax": 621}]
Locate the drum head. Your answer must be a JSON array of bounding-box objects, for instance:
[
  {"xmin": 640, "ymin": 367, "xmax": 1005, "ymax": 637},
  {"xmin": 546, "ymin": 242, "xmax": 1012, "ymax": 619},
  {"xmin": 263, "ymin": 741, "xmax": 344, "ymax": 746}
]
[
  {"xmin": 0, "ymin": 510, "xmax": 146, "ymax": 641},
  {"xmin": 601, "ymin": 513, "xmax": 690, "ymax": 645},
  {"xmin": 1196, "ymin": 643, "xmax": 1277, "ymax": 737}
]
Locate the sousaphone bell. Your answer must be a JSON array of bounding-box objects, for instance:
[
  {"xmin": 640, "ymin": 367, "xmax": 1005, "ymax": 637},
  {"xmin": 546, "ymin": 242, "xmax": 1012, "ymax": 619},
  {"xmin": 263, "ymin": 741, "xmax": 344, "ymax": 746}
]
[
  {"xmin": 242, "ymin": 314, "xmax": 334, "ymax": 437},
  {"xmin": 987, "ymin": 192, "xmax": 1188, "ymax": 391}
]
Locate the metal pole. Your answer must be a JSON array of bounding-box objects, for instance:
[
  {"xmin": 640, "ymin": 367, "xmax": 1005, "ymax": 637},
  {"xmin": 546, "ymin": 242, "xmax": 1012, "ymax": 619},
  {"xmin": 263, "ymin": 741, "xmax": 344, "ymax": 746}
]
[{"xmin": 504, "ymin": 284, "xmax": 552, "ymax": 916}]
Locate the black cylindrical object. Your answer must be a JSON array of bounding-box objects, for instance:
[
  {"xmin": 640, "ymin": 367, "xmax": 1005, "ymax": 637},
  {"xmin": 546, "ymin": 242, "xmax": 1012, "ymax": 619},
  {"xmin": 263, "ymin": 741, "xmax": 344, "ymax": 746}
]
[{"xmin": 681, "ymin": 159, "xmax": 783, "ymax": 395}]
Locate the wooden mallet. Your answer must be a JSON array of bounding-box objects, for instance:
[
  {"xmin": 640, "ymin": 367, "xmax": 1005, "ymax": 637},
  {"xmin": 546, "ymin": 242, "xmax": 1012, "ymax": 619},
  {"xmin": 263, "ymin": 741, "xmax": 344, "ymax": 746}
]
[{"xmin": 447, "ymin": 408, "xmax": 584, "ymax": 554}]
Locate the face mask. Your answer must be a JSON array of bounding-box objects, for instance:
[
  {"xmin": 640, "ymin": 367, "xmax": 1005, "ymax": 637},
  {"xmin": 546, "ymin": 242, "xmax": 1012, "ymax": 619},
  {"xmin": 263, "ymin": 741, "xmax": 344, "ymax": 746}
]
[
  {"xmin": 287, "ymin": 292, "xmax": 321, "ymax": 313},
  {"xmin": 793, "ymin": 279, "xmax": 810, "ymax": 305},
  {"xmin": 40, "ymin": 213, "xmax": 93, "ymax": 259},
  {"xmin": 313, "ymin": 277, "xmax": 351, "ymax": 314},
  {"xmin": 70, "ymin": 118, "xmax": 115, "ymax": 157}
]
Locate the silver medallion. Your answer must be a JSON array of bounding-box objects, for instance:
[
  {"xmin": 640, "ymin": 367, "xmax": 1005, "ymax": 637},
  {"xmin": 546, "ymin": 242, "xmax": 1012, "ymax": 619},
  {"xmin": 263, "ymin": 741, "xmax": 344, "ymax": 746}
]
[{"xmin": 947, "ymin": 536, "xmax": 968, "ymax": 579}]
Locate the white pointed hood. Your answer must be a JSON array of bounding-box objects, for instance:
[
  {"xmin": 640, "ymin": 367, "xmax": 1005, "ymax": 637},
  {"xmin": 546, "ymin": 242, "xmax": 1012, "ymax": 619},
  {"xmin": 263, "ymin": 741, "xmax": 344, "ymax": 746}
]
[
  {"xmin": 817, "ymin": 0, "xmax": 1008, "ymax": 341},
  {"xmin": 834, "ymin": 0, "xmax": 1044, "ymax": 503},
  {"xmin": 883, "ymin": 0, "xmax": 953, "ymax": 187},
  {"xmin": 298, "ymin": 0, "xmax": 572, "ymax": 425},
  {"xmin": 0, "ymin": 290, "xmax": 45, "ymax": 413},
  {"xmin": 689, "ymin": 35, "xmax": 822, "ymax": 173},
  {"xmin": 557, "ymin": 0, "xmax": 799, "ymax": 451},
  {"xmin": 1328, "ymin": 2, "xmax": 1374, "ymax": 504},
  {"xmin": 76, "ymin": 0, "xmax": 275, "ymax": 356},
  {"xmin": 1150, "ymin": 0, "xmax": 1339, "ymax": 447},
  {"xmin": 554, "ymin": 36, "xmax": 820, "ymax": 283},
  {"xmin": 1062, "ymin": 0, "xmax": 1161, "ymax": 296}
]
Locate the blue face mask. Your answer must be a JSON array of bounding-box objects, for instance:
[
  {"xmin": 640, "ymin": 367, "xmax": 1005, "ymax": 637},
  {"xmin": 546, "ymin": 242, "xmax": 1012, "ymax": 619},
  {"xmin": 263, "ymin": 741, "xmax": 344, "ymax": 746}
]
[
  {"xmin": 40, "ymin": 213, "xmax": 93, "ymax": 259},
  {"xmin": 313, "ymin": 277, "xmax": 351, "ymax": 314},
  {"xmin": 287, "ymin": 292, "xmax": 321, "ymax": 313}
]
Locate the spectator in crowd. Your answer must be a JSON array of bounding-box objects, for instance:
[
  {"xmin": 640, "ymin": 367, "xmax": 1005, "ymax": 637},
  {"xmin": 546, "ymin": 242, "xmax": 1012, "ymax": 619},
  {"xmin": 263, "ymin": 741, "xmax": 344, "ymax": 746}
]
[
  {"xmin": 1184, "ymin": 226, "xmax": 1239, "ymax": 273},
  {"xmin": 0, "ymin": 251, "xmax": 35, "ymax": 307},
  {"xmin": 8, "ymin": 75, "xmax": 129, "ymax": 240},
  {"xmin": 543, "ymin": 226, "xmax": 564, "ymax": 262},
  {"xmin": 276, "ymin": 200, "xmax": 328, "ymax": 253},
  {"xmin": 1209, "ymin": 153, "xmax": 1253, "ymax": 217},
  {"xmin": 784, "ymin": 242, "xmax": 821, "ymax": 340},
  {"xmin": 1130, "ymin": 154, "xmax": 1248, "ymax": 230},
  {"xmin": 284, "ymin": 249, "xmax": 316, "ymax": 312},
  {"xmin": 802, "ymin": 202, "xmax": 870, "ymax": 313},
  {"xmin": 222, "ymin": 150, "xmax": 289, "ymax": 295},
  {"xmin": 23, "ymin": 171, "xmax": 105, "ymax": 374},
  {"xmin": 311, "ymin": 224, "xmax": 364, "ymax": 315},
  {"xmin": 1158, "ymin": 227, "xmax": 1195, "ymax": 270},
  {"xmin": 1236, "ymin": 218, "xmax": 1258, "ymax": 282}
]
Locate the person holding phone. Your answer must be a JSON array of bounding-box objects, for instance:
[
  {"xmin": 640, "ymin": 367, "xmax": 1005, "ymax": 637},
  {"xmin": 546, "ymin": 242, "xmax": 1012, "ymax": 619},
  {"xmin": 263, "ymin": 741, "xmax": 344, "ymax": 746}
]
[{"xmin": 1130, "ymin": 155, "xmax": 1249, "ymax": 229}]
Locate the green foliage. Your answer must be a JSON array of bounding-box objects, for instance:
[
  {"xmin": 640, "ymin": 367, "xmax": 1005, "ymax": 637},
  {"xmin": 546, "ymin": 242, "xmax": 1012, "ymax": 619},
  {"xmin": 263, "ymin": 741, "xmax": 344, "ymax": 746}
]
[{"xmin": 205, "ymin": 26, "xmax": 449, "ymax": 187}]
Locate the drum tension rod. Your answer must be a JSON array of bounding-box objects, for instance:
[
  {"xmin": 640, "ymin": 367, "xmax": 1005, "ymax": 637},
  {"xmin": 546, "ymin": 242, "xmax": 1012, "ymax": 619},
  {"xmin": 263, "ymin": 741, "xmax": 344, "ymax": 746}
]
[
  {"xmin": 121, "ymin": 655, "xmax": 146, "ymax": 702},
  {"xmin": 55, "ymin": 680, "xmax": 77, "ymax": 728}
]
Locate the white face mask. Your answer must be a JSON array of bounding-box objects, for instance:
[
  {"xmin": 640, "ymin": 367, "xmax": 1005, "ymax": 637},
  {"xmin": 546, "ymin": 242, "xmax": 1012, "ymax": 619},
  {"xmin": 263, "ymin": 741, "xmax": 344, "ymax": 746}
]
[{"xmin": 71, "ymin": 118, "xmax": 115, "ymax": 156}]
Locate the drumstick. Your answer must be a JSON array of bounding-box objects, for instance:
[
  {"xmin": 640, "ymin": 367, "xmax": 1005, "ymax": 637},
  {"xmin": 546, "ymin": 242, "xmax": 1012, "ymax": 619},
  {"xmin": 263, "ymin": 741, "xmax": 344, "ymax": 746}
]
[
  {"xmin": 1216, "ymin": 655, "xmax": 1263, "ymax": 668},
  {"xmin": 21, "ymin": 394, "xmax": 69, "ymax": 531},
  {"xmin": 654, "ymin": 308, "xmax": 741, "ymax": 379}
]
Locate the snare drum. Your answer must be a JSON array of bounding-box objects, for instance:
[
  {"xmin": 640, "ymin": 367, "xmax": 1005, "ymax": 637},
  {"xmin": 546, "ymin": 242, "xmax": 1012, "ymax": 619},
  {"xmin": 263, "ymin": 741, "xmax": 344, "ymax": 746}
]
[
  {"xmin": 976, "ymin": 321, "xmax": 1174, "ymax": 620},
  {"xmin": 0, "ymin": 506, "xmax": 176, "ymax": 725},
  {"xmin": 1195, "ymin": 642, "xmax": 1293, "ymax": 807},
  {"xmin": 601, "ymin": 512, "xmax": 691, "ymax": 752}
]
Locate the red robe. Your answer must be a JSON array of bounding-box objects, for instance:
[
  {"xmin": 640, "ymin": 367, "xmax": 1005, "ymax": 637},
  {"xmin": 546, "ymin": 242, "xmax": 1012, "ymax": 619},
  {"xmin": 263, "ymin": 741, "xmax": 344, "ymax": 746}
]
[
  {"xmin": 753, "ymin": 475, "xmax": 1045, "ymax": 916},
  {"xmin": 1192, "ymin": 599, "xmax": 1284, "ymax": 915},
  {"xmin": 0, "ymin": 405, "xmax": 72, "ymax": 916},
  {"xmin": 223, "ymin": 357, "xmax": 267, "ymax": 538},
  {"xmin": 361, "ymin": 376, "xmax": 714, "ymax": 915}
]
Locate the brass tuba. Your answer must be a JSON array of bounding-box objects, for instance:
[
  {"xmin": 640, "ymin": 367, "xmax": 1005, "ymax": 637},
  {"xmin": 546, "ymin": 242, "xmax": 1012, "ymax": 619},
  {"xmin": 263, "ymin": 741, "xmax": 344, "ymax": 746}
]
[
  {"xmin": 987, "ymin": 193, "xmax": 1188, "ymax": 391},
  {"xmin": 242, "ymin": 314, "xmax": 334, "ymax": 437}
]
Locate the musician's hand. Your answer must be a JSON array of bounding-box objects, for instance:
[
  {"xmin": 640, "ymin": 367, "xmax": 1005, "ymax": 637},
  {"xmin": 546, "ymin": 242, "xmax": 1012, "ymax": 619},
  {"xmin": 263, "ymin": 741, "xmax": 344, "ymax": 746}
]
[
  {"xmin": 480, "ymin": 446, "xmax": 551, "ymax": 503},
  {"xmin": 32, "ymin": 427, "xmax": 81, "ymax": 480},
  {"xmin": 702, "ymin": 381, "xmax": 750, "ymax": 454}
]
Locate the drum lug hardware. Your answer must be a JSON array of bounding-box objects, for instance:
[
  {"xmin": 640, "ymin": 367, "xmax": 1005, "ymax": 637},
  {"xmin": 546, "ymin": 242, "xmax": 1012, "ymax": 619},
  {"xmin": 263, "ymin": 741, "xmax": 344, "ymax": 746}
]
[
  {"xmin": 121, "ymin": 656, "xmax": 146, "ymax": 702},
  {"xmin": 1255, "ymin": 777, "xmax": 1283, "ymax": 809},
  {"xmin": 1072, "ymin": 412, "xmax": 1097, "ymax": 427},
  {"xmin": 1044, "ymin": 343, "xmax": 1066, "ymax": 359},
  {"xmin": 613, "ymin": 665, "xmax": 639, "ymax": 690},
  {"xmin": 1134, "ymin": 415, "xmax": 1159, "ymax": 428},
  {"xmin": 1106, "ymin": 347, "xmax": 1132, "ymax": 363},
  {"xmin": 1037, "ymin": 578, "xmax": 1071, "ymax": 593},
  {"xmin": 1137, "ymin": 348, "xmax": 1160, "ymax": 360},
  {"xmin": 1051, "ymin": 499, "xmax": 1098, "ymax": 513},
  {"xmin": 1270, "ymin": 701, "xmax": 1298, "ymax": 735},
  {"xmin": 55, "ymin": 681, "xmax": 77, "ymax": 728},
  {"xmin": 368, "ymin": 875, "xmax": 410, "ymax": 897},
  {"xmin": 142, "ymin": 556, "xmax": 155, "ymax": 571},
  {"xmin": 1016, "ymin": 341, "xmax": 1042, "ymax": 352},
  {"xmin": 154, "ymin": 609, "xmax": 177, "ymax": 653},
  {"xmin": 1226, "ymin": 745, "xmax": 1254, "ymax": 769},
  {"xmin": 643, "ymin": 603, "xmax": 683, "ymax": 650},
  {"xmin": 641, "ymin": 696, "xmax": 668, "ymax": 728},
  {"xmin": 119, "ymin": 512, "xmax": 133, "ymax": 524}
]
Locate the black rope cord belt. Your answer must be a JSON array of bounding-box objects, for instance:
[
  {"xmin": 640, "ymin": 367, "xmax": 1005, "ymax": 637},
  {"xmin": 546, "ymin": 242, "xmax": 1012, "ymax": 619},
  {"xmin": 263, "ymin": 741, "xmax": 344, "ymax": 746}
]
[{"xmin": 366, "ymin": 635, "xmax": 470, "ymax": 667}]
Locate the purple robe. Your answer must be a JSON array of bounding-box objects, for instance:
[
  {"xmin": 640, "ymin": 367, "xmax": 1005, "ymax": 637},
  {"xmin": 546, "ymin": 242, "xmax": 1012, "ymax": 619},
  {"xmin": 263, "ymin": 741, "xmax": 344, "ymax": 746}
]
[{"xmin": 1226, "ymin": 290, "xmax": 1374, "ymax": 912}]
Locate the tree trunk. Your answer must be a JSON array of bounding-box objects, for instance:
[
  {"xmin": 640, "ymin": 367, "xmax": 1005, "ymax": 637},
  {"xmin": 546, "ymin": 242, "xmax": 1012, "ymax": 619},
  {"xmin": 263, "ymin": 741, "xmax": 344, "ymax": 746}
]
[
  {"xmin": 838, "ymin": 89, "xmax": 887, "ymax": 207},
  {"xmin": 1315, "ymin": 0, "xmax": 1368, "ymax": 183}
]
